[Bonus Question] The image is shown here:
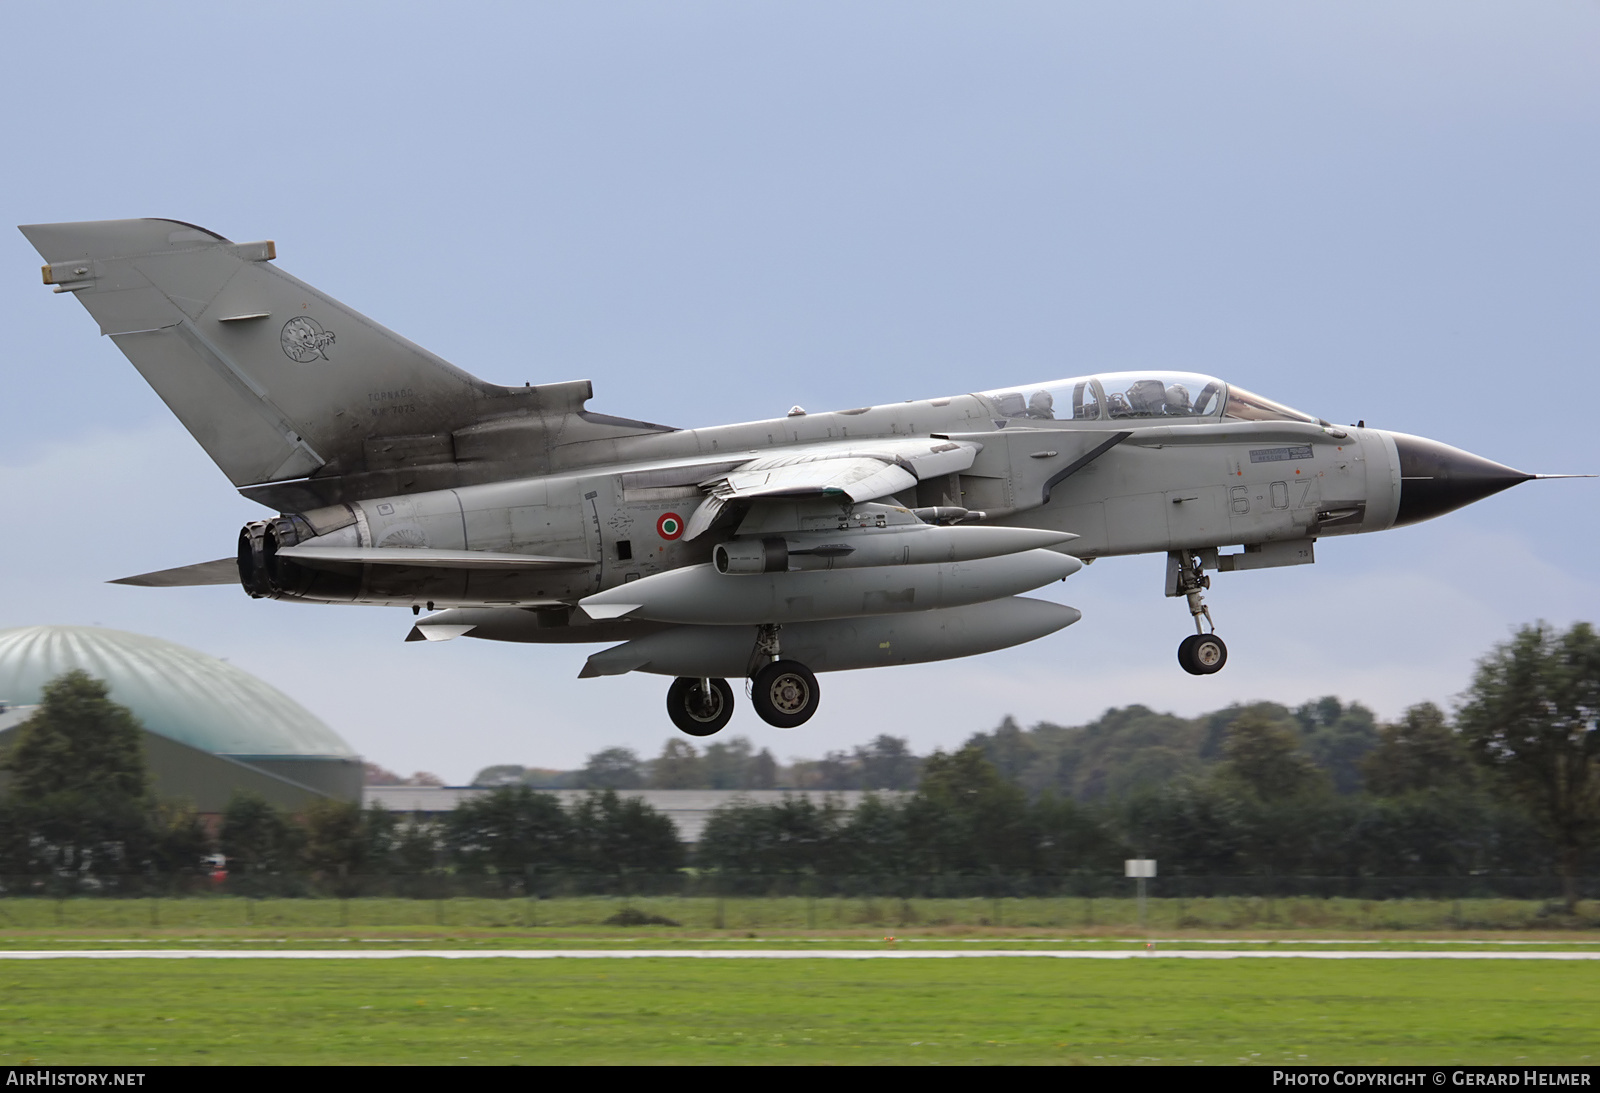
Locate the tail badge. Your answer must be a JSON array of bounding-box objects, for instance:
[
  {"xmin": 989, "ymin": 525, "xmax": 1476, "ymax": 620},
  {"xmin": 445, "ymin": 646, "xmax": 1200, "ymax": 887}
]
[{"xmin": 281, "ymin": 317, "xmax": 337, "ymax": 362}]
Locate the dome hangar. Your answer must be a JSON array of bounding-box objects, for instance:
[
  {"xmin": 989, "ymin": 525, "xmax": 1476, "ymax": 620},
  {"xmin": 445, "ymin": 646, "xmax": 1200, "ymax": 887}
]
[{"xmin": 0, "ymin": 626, "xmax": 362, "ymax": 818}]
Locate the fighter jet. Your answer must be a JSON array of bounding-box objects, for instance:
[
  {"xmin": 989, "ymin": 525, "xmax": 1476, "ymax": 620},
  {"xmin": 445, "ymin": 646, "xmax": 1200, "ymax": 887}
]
[{"xmin": 20, "ymin": 219, "xmax": 1578, "ymax": 736}]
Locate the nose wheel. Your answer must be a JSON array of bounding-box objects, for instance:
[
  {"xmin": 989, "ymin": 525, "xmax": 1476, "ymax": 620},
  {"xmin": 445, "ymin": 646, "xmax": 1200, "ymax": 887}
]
[
  {"xmin": 1170, "ymin": 549, "xmax": 1227, "ymax": 676},
  {"xmin": 1178, "ymin": 633, "xmax": 1227, "ymax": 675},
  {"xmin": 667, "ymin": 676, "xmax": 735, "ymax": 736}
]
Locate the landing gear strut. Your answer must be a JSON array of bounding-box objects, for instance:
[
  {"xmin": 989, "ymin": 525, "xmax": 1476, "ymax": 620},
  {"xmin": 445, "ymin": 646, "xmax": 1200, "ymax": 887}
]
[
  {"xmin": 667, "ymin": 677, "xmax": 735, "ymax": 736},
  {"xmin": 1170, "ymin": 550, "xmax": 1227, "ymax": 676}
]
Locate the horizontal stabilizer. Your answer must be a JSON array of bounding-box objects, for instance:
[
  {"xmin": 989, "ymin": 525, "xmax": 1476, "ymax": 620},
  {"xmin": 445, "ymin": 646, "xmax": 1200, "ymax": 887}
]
[
  {"xmin": 277, "ymin": 546, "xmax": 594, "ymax": 571},
  {"xmin": 111, "ymin": 558, "xmax": 236, "ymax": 587}
]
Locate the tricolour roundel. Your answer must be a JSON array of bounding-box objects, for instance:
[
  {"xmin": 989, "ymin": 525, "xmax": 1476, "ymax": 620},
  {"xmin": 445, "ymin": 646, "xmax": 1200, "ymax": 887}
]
[{"xmin": 657, "ymin": 512, "xmax": 684, "ymax": 540}]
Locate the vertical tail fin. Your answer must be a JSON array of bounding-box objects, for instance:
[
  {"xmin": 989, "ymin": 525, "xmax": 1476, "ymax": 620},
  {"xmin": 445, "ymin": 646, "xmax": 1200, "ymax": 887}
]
[{"xmin": 21, "ymin": 219, "xmax": 490, "ymax": 487}]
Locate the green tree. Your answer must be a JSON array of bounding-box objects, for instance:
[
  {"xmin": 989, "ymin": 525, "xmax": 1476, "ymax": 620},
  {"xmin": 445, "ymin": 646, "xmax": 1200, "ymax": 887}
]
[
  {"xmin": 747, "ymin": 747, "xmax": 779, "ymax": 790},
  {"xmin": 696, "ymin": 796, "xmax": 847, "ymax": 875},
  {"xmin": 1362, "ymin": 702, "xmax": 1476, "ymax": 797},
  {"xmin": 1033, "ymin": 793, "xmax": 1120, "ymax": 874},
  {"xmin": 814, "ymin": 749, "xmax": 859, "ymax": 789},
  {"xmin": 649, "ymin": 739, "xmax": 703, "ymax": 788},
  {"xmin": 1, "ymin": 670, "xmax": 153, "ymax": 877},
  {"xmin": 1293, "ymin": 697, "xmax": 1380, "ymax": 794},
  {"xmin": 394, "ymin": 817, "xmax": 443, "ymax": 875},
  {"xmin": 444, "ymin": 785, "xmax": 570, "ymax": 875},
  {"xmin": 578, "ymin": 746, "xmax": 645, "ymax": 789},
  {"xmin": 218, "ymin": 792, "xmax": 304, "ymax": 890},
  {"xmin": 1036, "ymin": 705, "xmax": 1207, "ymax": 801},
  {"xmin": 905, "ymin": 746, "xmax": 1033, "ymax": 874},
  {"xmin": 147, "ymin": 801, "xmax": 212, "ymax": 877},
  {"xmin": 1221, "ymin": 710, "xmax": 1323, "ymax": 801},
  {"xmin": 967, "ymin": 717, "xmax": 1037, "ymax": 783},
  {"xmin": 570, "ymin": 790, "xmax": 683, "ymax": 875},
  {"xmin": 4, "ymin": 670, "xmax": 148, "ymax": 800},
  {"xmin": 703, "ymin": 737, "xmax": 755, "ymax": 789},
  {"xmin": 1122, "ymin": 779, "xmax": 1247, "ymax": 875},
  {"xmin": 856, "ymin": 735, "xmax": 920, "ymax": 790},
  {"xmin": 837, "ymin": 793, "xmax": 911, "ymax": 876},
  {"xmin": 470, "ymin": 764, "xmax": 527, "ymax": 786},
  {"xmin": 301, "ymin": 800, "xmax": 405, "ymax": 892},
  {"xmin": 1457, "ymin": 622, "xmax": 1600, "ymax": 910}
]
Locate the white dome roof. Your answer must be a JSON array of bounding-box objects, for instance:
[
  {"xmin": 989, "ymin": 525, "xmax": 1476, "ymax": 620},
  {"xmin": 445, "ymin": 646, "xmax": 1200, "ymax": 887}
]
[{"xmin": 0, "ymin": 626, "xmax": 355, "ymax": 758}]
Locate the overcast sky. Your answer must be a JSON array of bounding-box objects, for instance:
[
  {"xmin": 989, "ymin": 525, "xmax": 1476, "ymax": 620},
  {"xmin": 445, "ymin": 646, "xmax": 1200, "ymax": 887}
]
[{"xmin": 2, "ymin": 2, "xmax": 1596, "ymax": 780}]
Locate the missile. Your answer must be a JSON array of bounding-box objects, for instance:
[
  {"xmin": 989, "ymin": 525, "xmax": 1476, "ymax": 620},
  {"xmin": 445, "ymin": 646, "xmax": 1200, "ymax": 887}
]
[
  {"xmin": 579, "ymin": 596, "xmax": 1083, "ymax": 678},
  {"xmin": 579, "ymin": 548, "xmax": 1082, "ymax": 625},
  {"xmin": 714, "ymin": 524, "xmax": 1077, "ymax": 573}
]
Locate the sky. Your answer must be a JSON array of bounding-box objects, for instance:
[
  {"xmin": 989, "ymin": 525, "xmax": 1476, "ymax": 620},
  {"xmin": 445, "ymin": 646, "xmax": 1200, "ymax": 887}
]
[{"xmin": 2, "ymin": 2, "xmax": 1596, "ymax": 780}]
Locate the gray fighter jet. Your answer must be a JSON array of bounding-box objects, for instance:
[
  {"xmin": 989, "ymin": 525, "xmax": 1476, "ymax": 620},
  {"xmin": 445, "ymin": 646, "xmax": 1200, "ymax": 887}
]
[{"xmin": 20, "ymin": 219, "xmax": 1578, "ymax": 735}]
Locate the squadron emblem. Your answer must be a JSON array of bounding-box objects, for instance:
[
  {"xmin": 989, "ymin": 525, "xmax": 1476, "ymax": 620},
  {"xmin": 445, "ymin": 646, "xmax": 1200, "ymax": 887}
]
[{"xmin": 281, "ymin": 317, "xmax": 336, "ymax": 362}]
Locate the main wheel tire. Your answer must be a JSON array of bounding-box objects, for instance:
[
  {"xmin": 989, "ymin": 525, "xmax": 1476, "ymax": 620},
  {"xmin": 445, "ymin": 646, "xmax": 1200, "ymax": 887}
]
[
  {"xmin": 1177, "ymin": 634, "xmax": 1204, "ymax": 675},
  {"xmin": 666, "ymin": 676, "xmax": 734, "ymax": 736},
  {"xmin": 750, "ymin": 660, "xmax": 820, "ymax": 728},
  {"xmin": 1192, "ymin": 634, "xmax": 1227, "ymax": 674}
]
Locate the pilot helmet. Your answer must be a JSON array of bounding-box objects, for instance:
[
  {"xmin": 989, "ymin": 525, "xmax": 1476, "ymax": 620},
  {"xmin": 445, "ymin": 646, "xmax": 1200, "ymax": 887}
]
[{"xmin": 1164, "ymin": 383, "xmax": 1192, "ymax": 413}]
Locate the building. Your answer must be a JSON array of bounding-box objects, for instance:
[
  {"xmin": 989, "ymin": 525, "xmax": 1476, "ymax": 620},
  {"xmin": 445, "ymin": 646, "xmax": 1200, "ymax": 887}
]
[
  {"xmin": 364, "ymin": 785, "xmax": 905, "ymax": 843},
  {"xmin": 0, "ymin": 625, "xmax": 361, "ymax": 817}
]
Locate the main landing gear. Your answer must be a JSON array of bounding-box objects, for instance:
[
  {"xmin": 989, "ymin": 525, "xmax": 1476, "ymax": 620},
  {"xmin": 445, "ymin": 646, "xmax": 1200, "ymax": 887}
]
[
  {"xmin": 746, "ymin": 623, "xmax": 820, "ymax": 729},
  {"xmin": 666, "ymin": 677, "xmax": 735, "ymax": 736},
  {"xmin": 1170, "ymin": 549, "xmax": 1227, "ymax": 676},
  {"xmin": 750, "ymin": 659, "xmax": 820, "ymax": 729},
  {"xmin": 664, "ymin": 624, "xmax": 822, "ymax": 736}
]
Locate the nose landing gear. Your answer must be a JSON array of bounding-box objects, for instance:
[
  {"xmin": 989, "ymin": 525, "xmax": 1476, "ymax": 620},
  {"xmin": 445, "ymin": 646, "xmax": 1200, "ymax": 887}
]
[
  {"xmin": 1169, "ymin": 550, "xmax": 1227, "ymax": 675},
  {"xmin": 1178, "ymin": 632, "xmax": 1227, "ymax": 675}
]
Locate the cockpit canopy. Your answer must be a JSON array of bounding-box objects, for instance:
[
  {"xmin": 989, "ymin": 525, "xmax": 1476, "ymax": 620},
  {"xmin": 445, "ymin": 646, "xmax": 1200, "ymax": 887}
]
[{"xmin": 978, "ymin": 371, "xmax": 1318, "ymax": 425}]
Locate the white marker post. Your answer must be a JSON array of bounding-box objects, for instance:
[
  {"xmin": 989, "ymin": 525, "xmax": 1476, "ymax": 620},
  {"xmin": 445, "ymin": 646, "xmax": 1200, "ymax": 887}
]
[{"xmin": 1125, "ymin": 859, "xmax": 1156, "ymax": 931}]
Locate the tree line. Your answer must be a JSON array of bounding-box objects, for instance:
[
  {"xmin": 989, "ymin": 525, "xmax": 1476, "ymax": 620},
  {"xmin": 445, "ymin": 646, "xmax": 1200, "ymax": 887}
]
[
  {"xmin": 471, "ymin": 734, "xmax": 921, "ymax": 791},
  {"xmin": 476, "ymin": 621, "xmax": 1600, "ymax": 907},
  {"xmin": 1, "ymin": 623, "xmax": 1596, "ymax": 905}
]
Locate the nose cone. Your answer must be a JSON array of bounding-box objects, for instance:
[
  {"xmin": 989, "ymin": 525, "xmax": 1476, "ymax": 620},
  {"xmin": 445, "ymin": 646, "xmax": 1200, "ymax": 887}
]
[{"xmin": 1391, "ymin": 432, "xmax": 1531, "ymax": 527}]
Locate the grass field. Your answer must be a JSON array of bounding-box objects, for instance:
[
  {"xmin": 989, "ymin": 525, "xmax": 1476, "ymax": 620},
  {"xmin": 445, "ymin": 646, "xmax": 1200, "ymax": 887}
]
[
  {"xmin": 0, "ymin": 894, "xmax": 1595, "ymax": 933},
  {"xmin": 2, "ymin": 956, "xmax": 1597, "ymax": 1065},
  {"xmin": 4, "ymin": 898, "xmax": 1597, "ymax": 1065}
]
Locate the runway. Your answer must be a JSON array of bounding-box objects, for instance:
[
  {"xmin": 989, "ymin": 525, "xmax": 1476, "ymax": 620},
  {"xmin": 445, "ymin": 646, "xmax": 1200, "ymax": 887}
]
[{"xmin": 3, "ymin": 949, "xmax": 1599, "ymax": 960}]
